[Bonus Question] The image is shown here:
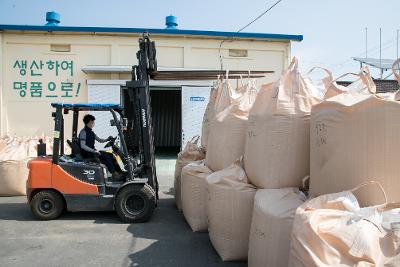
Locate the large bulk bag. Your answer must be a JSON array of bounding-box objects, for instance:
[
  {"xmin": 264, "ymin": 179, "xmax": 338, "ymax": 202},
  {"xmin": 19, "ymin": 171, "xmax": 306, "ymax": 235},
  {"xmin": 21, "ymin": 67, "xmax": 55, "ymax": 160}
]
[
  {"xmin": 206, "ymin": 81, "xmax": 257, "ymax": 171},
  {"xmin": 0, "ymin": 139, "xmax": 29, "ymax": 196},
  {"xmin": 174, "ymin": 135, "xmax": 205, "ymax": 210},
  {"xmin": 201, "ymin": 77, "xmax": 232, "ymax": 149},
  {"xmin": 202, "ymin": 75, "xmax": 254, "ymax": 153},
  {"xmin": 248, "ymin": 188, "xmax": 306, "ymax": 267},
  {"xmin": 181, "ymin": 160, "xmax": 212, "ymax": 232},
  {"xmin": 244, "ymin": 57, "xmax": 321, "ymax": 188},
  {"xmin": 289, "ymin": 182, "xmax": 400, "ymax": 267},
  {"xmin": 310, "ymin": 69, "xmax": 400, "ymax": 205},
  {"xmin": 207, "ymin": 159, "xmax": 257, "ymax": 261}
]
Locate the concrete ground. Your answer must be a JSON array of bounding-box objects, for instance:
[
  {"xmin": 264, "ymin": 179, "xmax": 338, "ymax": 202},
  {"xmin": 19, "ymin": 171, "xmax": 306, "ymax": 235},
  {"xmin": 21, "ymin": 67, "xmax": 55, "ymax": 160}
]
[{"xmin": 0, "ymin": 151, "xmax": 246, "ymax": 267}]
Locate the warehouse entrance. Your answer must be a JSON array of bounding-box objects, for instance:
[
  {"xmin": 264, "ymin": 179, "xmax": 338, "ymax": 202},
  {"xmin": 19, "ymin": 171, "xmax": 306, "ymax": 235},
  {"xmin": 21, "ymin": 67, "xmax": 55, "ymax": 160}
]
[
  {"xmin": 150, "ymin": 89, "xmax": 181, "ymax": 153},
  {"xmin": 87, "ymin": 81, "xmax": 211, "ymax": 152}
]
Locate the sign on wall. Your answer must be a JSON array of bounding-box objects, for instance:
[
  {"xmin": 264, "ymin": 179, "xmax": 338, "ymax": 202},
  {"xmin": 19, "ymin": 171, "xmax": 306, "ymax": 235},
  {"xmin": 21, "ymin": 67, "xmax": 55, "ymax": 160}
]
[
  {"xmin": 11, "ymin": 59, "xmax": 81, "ymax": 99},
  {"xmin": 181, "ymin": 86, "xmax": 211, "ymax": 148}
]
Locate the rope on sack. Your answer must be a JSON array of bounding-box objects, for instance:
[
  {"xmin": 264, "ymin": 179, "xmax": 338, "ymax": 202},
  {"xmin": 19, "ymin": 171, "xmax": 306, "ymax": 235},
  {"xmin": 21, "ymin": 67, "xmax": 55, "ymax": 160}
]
[
  {"xmin": 350, "ymin": 180, "xmax": 388, "ymax": 208},
  {"xmin": 189, "ymin": 135, "xmax": 200, "ymax": 144}
]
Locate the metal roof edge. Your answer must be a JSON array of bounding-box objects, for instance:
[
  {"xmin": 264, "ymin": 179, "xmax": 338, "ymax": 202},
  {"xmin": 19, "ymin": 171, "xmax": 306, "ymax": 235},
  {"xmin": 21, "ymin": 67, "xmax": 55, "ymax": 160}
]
[{"xmin": 0, "ymin": 24, "xmax": 303, "ymax": 41}]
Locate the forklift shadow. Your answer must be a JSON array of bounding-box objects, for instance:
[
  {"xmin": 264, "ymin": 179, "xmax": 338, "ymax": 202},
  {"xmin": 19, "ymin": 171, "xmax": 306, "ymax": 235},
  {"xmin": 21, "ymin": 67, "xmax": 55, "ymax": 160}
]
[
  {"xmin": 0, "ymin": 202, "xmax": 36, "ymax": 221},
  {"xmin": 65, "ymin": 211, "xmax": 122, "ymax": 223},
  {"xmin": 124, "ymin": 198, "xmax": 246, "ymax": 267},
  {"xmin": 0, "ymin": 200, "xmax": 122, "ymax": 223}
]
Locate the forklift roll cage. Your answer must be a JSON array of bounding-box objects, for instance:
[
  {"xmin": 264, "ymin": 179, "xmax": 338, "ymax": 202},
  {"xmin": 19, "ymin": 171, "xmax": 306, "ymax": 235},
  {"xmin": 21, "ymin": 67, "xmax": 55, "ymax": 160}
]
[
  {"xmin": 51, "ymin": 103, "xmax": 126, "ymax": 163},
  {"xmin": 51, "ymin": 33, "xmax": 159, "ymax": 194}
]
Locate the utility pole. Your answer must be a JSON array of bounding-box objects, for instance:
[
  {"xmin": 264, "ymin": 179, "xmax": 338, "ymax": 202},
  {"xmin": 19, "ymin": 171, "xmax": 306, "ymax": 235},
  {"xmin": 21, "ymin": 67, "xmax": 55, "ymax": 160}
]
[
  {"xmin": 397, "ymin": 29, "xmax": 399, "ymax": 59},
  {"xmin": 365, "ymin": 27, "xmax": 368, "ymax": 58},
  {"xmin": 380, "ymin": 28, "xmax": 383, "ymax": 79}
]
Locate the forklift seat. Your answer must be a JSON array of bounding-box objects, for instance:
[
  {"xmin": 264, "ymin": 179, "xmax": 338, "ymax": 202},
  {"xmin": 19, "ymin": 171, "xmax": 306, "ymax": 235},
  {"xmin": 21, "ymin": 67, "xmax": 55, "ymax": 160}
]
[
  {"xmin": 67, "ymin": 138, "xmax": 102, "ymax": 164},
  {"xmin": 67, "ymin": 138, "xmax": 83, "ymax": 161}
]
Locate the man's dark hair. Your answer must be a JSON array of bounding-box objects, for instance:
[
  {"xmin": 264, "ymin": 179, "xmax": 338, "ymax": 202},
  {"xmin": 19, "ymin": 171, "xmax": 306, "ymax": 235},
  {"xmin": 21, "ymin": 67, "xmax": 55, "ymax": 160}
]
[{"xmin": 83, "ymin": 114, "xmax": 95, "ymax": 125}]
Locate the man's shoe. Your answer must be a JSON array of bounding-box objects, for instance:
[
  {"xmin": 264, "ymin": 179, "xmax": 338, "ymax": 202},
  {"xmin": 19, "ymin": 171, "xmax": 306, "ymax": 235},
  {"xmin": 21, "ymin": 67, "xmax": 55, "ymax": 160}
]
[{"xmin": 112, "ymin": 172, "xmax": 123, "ymax": 180}]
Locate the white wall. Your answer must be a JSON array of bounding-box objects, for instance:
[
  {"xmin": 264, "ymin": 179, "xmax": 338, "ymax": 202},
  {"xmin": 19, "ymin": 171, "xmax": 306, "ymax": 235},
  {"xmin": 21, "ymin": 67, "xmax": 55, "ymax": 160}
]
[{"xmin": 0, "ymin": 31, "xmax": 291, "ymax": 137}]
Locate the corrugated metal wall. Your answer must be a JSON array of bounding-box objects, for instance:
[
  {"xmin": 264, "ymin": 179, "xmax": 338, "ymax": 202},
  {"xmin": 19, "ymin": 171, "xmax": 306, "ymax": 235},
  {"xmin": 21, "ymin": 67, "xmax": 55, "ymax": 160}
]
[{"xmin": 150, "ymin": 89, "xmax": 181, "ymax": 147}]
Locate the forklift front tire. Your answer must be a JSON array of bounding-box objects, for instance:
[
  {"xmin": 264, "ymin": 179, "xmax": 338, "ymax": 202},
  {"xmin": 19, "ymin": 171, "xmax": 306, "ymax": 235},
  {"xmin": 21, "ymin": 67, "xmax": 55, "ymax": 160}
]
[
  {"xmin": 115, "ymin": 184, "xmax": 156, "ymax": 223},
  {"xmin": 30, "ymin": 190, "xmax": 64, "ymax": 220}
]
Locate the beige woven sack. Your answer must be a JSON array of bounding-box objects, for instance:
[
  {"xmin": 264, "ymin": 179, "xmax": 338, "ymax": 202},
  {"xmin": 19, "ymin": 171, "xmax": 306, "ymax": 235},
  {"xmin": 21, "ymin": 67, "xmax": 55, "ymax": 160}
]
[
  {"xmin": 207, "ymin": 159, "xmax": 257, "ymax": 261},
  {"xmin": 248, "ymin": 188, "xmax": 305, "ymax": 267},
  {"xmin": 206, "ymin": 81, "xmax": 257, "ymax": 171},
  {"xmin": 289, "ymin": 181, "xmax": 400, "ymax": 267},
  {"xmin": 174, "ymin": 135, "xmax": 205, "ymax": 210},
  {"xmin": 181, "ymin": 160, "xmax": 212, "ymax": 232},
  {"xmin": 0, "ymin": 139, "xmax": 30, "ymax": 196},
  {"xmin": 244, "ymin": 57, "xmax": 321, "ymax": 188},
  {"xmin": 310, "ymin": 68, "xmax": 400, "ymax": 205}
]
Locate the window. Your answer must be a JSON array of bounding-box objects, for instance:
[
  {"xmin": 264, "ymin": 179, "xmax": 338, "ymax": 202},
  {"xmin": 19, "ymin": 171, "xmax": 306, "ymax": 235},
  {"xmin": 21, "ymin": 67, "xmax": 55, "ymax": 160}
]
[
  {"xmin": 50, "ymin": 44, "xmax": 71, "ymax": 52},
  {"xmin": 229, "ymin": 49, "xmax": 248, "ymax": 57}
]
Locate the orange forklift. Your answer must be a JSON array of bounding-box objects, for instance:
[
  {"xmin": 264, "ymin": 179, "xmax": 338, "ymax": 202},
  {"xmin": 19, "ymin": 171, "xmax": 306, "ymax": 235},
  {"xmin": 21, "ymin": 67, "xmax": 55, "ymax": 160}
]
[{"xmin": 27, "ymin": 34, "xmax": 159, "ymax": 222}]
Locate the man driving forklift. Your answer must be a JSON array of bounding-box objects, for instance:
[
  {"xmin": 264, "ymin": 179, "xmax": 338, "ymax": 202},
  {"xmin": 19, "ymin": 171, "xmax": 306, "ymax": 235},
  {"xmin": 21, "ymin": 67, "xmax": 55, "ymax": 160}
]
[{"xmin": 79, "ymin": 114, "xmax": 122, "ymax": 180}]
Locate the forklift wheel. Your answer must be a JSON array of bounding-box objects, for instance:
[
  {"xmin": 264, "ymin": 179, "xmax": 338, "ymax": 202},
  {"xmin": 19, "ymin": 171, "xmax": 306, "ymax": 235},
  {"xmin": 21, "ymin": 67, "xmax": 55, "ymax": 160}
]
[
  {"xmin": 115, "ymin": 184, "xmax": 156, "ymax": 223},
  {"xmin": 30, "ymin": 190, "xmax": 64, "ymax": 220}
]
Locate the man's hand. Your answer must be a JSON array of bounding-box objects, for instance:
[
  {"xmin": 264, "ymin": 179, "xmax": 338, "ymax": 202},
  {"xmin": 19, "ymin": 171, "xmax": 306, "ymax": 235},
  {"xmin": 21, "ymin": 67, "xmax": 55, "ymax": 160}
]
[{"xmin": 95, "ymin": 150, "xmax": 101, "ymax": 155}]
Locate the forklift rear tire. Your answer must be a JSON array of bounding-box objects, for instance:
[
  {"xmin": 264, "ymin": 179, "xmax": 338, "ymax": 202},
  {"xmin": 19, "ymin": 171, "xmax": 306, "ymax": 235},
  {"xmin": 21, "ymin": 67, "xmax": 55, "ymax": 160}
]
[
  {"xmin": 30, "ymin": 190, "xmax": 64, "ymax": 220},
  {"xmin": 115, "ymin": 184, "xmax": 156, "ymax": 223}
]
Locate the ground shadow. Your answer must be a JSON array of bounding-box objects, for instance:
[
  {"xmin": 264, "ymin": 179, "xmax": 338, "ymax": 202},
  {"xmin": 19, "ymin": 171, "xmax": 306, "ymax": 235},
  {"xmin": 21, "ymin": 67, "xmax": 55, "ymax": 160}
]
[
  {"xmin": 0, "ymin": 199, "xmax": 122, "ymax": 223},
  {"xmin": 0, "ymin": 202, "xmax": 36, "ymax": 221},
  {"xmin": 124, "ymin": 198, "xmax": 247, "ymax": 267}
]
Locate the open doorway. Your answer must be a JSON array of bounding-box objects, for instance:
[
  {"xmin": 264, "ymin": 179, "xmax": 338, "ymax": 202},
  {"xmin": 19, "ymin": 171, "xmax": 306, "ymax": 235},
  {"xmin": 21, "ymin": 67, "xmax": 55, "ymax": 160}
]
[{"xmin": 150, "ymin": 89, "xmax": 181, "ymax": 156}]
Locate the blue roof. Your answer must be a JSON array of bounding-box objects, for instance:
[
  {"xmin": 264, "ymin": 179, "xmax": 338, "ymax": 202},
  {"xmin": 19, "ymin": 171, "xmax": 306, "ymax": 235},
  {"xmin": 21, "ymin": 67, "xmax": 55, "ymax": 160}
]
[
  {"xmin": 51, "ymin": 103, "xmax": 123, "ymax": 111},
  {"xmin": 0, "ymin": 24, "xmax": 303, "ymax": 41}
]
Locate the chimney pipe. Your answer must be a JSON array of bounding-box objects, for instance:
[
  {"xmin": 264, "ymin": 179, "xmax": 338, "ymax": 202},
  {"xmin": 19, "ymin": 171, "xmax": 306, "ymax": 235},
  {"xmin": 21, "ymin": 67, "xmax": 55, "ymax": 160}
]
[
  {"xmin": 46, "ymin": 11, "xmax": 60, "ymax": 26},
  {"xmin": 165, "ymin": 15, "xmax": 178, "ymax": 29}
]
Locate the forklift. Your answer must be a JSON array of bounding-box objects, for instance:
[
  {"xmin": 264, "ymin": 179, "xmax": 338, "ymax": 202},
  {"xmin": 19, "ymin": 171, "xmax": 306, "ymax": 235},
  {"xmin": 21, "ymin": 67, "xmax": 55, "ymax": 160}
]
[
  {"xmin": 27, "ymin": 34, "xmax": 159, "ymax": 223},
  {"xmin": 27, "ymin": 33, "xmax": 270, "ymax": 223}
]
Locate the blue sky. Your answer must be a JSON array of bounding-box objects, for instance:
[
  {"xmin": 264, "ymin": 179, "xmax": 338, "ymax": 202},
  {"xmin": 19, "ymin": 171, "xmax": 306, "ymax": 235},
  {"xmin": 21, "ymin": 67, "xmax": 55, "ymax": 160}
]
[{"xmin": 1, "ymin": 0, "xmax": 399, "ymax": 78}]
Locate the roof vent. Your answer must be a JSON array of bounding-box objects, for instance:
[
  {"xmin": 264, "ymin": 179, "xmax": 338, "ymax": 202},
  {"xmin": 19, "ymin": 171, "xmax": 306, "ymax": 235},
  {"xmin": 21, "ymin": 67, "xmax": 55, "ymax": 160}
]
[
  {"xmin": 165, "ymin": 15, "xmax": 178, "ymax": 29},
  {"xmin": 46, "ymin": 11, "xmax": 60, "ymax": 26}
]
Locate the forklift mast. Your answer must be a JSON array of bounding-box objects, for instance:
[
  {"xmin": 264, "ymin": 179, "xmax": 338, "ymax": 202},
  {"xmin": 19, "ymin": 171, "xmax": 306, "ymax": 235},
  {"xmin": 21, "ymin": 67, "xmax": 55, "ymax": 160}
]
[{"xmin": 122, "ymin": 33, "xmax": 158, "ymax": 195}]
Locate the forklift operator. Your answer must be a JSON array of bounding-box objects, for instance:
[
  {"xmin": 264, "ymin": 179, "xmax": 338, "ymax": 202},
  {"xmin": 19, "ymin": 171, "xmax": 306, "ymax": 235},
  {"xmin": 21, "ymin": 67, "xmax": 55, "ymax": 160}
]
[{"xmin": 79, "ymin": 114, "xmax": 121, "ymax": 180}]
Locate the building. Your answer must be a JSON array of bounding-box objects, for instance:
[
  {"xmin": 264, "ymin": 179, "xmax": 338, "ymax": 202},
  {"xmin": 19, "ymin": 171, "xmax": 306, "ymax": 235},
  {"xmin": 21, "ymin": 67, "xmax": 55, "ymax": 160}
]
[
  {"xmin": 338, "ymin": 79, "xmax": 399, "ymax": 93},
  {"xmin": 0, "ymin": 12, "xmax": 302, "ymax": 149}
]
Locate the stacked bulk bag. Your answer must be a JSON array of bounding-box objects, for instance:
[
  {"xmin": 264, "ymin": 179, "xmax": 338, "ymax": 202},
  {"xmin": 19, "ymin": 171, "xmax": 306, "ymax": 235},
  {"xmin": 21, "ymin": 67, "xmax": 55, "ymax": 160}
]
[
  {"xmin": 0, "ymin": 138, "xmax": 30, "ymax": 196},
  {"xmin": 206, "ymin": 80, "xmax": 257, "ymax": 171},
  {"xmin": 202, "ymin": 75, "xmax": 250, "ymax": 153},
  {"xmin": 0, "ymin": 134, "xmax": 79, "ymax": 197},
  {"xmin": 310, "ymin": 68, "xmax": 400, "ymax": 205},
  {"xmin": 174, "ymin": 135, "xmax": 205, "ymax": 210},
  {"xmin": 181, "ymin": 160, "xmax": 212, "ymax": 232},
  {"xmin": 289, "ymin": 182, "xmax": 400, "ymax": 267},
  {"xmin": 207, "ymin": 159, "xmax": 257, "ymax": 261},
  {"xmin": 244, "ymin": 57, "xmax": 321, "ymax": 188},
  {"xmin": 248, "ymin": 188, "xmax": 306, "ymax": 267}
]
